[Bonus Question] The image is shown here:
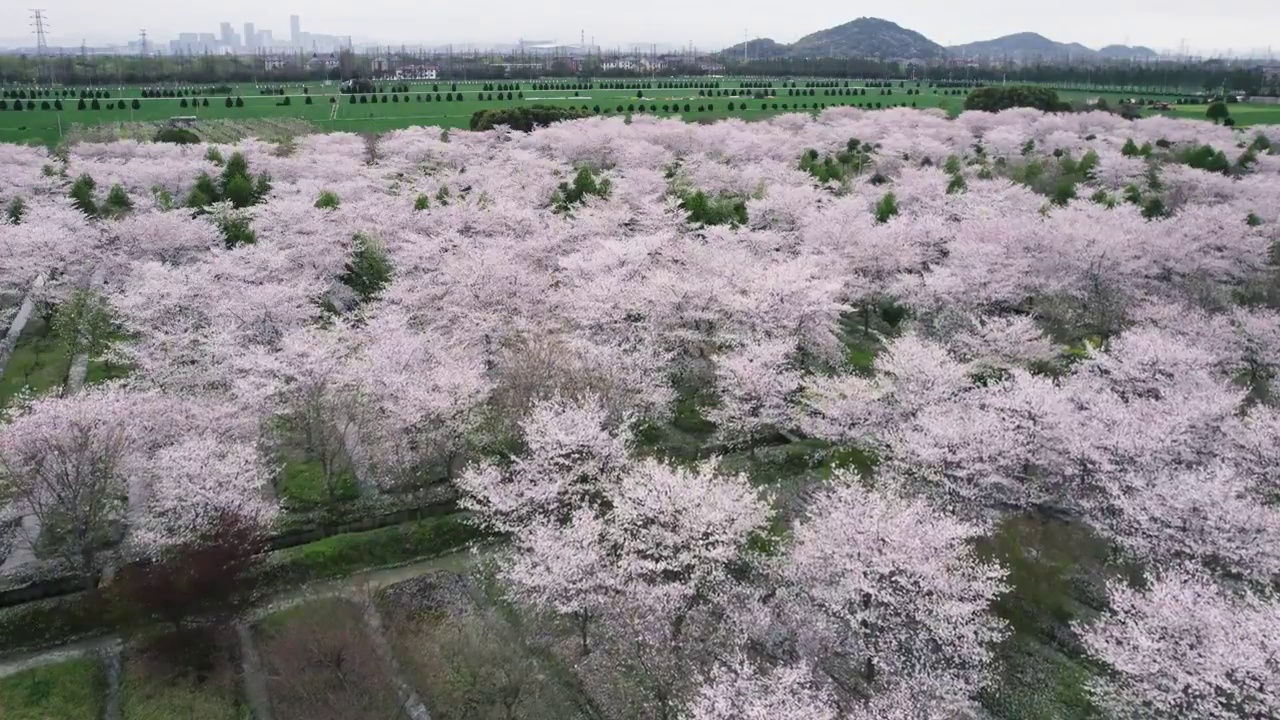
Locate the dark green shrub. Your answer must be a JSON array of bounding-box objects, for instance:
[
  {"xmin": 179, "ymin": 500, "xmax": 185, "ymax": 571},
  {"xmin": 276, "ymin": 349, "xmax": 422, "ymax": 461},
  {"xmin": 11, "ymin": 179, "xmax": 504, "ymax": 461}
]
[
  {"xmin": 217, "ymin": 215, "xmax": 256, "ymax": 248},
  {"xmin": 552, "ymin": 166, "xmax": 611, "ymax": 212},
  {"xmin": 964, "ymin": 86, "xmax": 1068, "ymax": 113},
  {"xmin": 874, "ymin": 191, "xmax": 899, "ymax": 223},
  {"xmin": 104, "ymin": 184, "xmax": 132, "ymax": 217},
  {"xmin": 469, "ymin": 104, "xmax": 591, "ymax": 132},
  {"xmin": 154, "ymin": 127, "xmax": 199, "ymax": 144},
  {"xmin": 315, "ymin": 190, "xmax": 340, "ymax": 209},
  {"xmin": 678, "ymin": 189, "xmax": 748, "ymax": 227}
]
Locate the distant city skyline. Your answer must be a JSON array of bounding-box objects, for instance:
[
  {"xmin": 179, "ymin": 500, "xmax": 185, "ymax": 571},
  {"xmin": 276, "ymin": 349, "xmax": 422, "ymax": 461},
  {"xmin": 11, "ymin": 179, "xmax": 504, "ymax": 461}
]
[{"xmin": 0, "ymin": 2, "xmax": 1277, "ymax": 58}]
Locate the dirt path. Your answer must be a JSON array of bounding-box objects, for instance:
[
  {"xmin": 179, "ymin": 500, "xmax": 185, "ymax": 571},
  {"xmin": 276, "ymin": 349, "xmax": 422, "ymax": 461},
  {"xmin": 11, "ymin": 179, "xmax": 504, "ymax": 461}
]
[{"xmin": 235, "ymin": 622, "xmax": 274, "ymax": 720}]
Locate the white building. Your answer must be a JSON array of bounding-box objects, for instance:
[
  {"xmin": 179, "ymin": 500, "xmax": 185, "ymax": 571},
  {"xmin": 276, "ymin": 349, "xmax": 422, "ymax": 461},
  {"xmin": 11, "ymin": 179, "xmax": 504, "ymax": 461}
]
[{"xmin": 397, "ymin": 64, "xmax": 438, "ymax": 79}]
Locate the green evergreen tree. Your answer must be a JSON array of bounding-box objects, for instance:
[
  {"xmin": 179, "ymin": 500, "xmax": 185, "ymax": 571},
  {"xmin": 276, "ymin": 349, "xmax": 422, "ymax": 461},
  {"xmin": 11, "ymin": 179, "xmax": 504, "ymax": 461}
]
[
  {"xmin": 105, "ymin": 184, "xmax": 133, "ymax": 217},
  {"xmin": 874, "ymin": 191, "xmax": 899, "ymax": 223},
  {"xmin": 69, "ymin": 173, "xmax": 98, "ymax": 216},
  {"xmin": 339, "ymin": 234, "xmax": 394, "ymax": 302}
]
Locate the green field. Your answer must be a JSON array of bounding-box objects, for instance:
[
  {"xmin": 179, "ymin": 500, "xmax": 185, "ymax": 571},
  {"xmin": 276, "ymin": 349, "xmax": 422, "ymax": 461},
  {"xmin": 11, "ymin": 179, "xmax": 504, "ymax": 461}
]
[
  {"xmin": 5, "ymin": 78, "xmax": 1274, "ymax": 147},
  {"xmin": 0, "ymin": 658, "xmax": 104, "ymax": 720}
]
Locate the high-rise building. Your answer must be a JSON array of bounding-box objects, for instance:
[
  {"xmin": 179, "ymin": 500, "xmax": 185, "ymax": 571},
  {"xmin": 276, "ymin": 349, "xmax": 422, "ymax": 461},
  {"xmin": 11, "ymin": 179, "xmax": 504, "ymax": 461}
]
[
  {"xmin": 243, "ymin": 22, "xmax": 255, "ymax": 50},
  {"xmin": 220, "ymin": 22, "xmax": 237, "ymax": 48},
  {"xmin": 290, "ymin": 15, "xmax": 301, "ymax": 46},
  {"xmin": 257, "ymin": 29, "xmax": 273, "ymax": 47}
]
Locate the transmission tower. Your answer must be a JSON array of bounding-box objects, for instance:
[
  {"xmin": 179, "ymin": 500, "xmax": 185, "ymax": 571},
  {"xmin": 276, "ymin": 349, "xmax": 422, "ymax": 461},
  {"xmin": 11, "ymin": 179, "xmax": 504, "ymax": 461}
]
[
  {"xmin": 30, "ymin": 10, "xmax": 50, "ymax": 83},
  {"xmin": 139, "ymin": 29, "xmax": 148, "ymax": 56},
  {"xmin": 30, "ymin": 9, "xmax": 49, "ymax": 54}
]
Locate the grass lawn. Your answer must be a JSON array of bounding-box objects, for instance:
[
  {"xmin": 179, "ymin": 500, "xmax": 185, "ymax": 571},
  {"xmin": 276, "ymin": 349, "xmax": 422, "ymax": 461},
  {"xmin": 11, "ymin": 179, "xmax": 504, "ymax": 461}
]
[
  {"xmin": 0, "ymin": 658, "xmax": 103, "ymax": 720},
  {"xmin": 275, "ymin": 459, "xmax": 360, "ymax": 512},
  {"xmin": 271, "ymin": 513, "xmax": 480, "ymax": 584},
  {"xmin": 255, "ymin": 598, "xmax": 403, "ymax": 720},
  {"xmin": 120, "ymin": 640, "xmax": 248, "ymax": 720},
  {"xmin": 0, "ymin": 318, "xmax": 70, "ymax": 409},
  {"xmin": 1165, "ymin": 102, "xmax": 1280, "ymax": 126},
  {"xmin": 9, "ymin": 77, "xmax": 1260, "ymax": 148}
]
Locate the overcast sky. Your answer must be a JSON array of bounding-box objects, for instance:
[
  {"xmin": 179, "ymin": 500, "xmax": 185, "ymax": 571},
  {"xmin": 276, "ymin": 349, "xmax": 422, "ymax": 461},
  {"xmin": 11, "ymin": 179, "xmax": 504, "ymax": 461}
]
[{"xmin": 3, "ymin": 0, "xmax": 1277, "ymax": 56}]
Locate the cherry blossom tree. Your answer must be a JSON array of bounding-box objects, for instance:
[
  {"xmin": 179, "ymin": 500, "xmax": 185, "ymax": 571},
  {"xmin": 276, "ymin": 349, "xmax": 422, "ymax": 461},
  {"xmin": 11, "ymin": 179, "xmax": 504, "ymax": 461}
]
[
  {"xmin": 773, "ymin": 472, "xmax": 1006, "ymax": 713},
  {"xmin": 461, "ymin": 395, "xmax": 771, "ymax": 719},
  {"xmin": 1079, "ymin": 569, "xmax": 1280, "ymax": 720},
  {"xmin": 131, "ymin": 436, "xmax": 277, "ymax": 551},
  {"xmin": 0, "ymin": 389, "xmax": 134, "ymax": 584},
  {"xmin": 686, "ymin": 658, "xmax": 838, "ymax": 720},
  {"xmin": 707, "ymin": 339, "xmax": 804, "ymax": 447},
  {"xmin": 458, "ymin": 394, "xmax": 630, "ymax": 534}
]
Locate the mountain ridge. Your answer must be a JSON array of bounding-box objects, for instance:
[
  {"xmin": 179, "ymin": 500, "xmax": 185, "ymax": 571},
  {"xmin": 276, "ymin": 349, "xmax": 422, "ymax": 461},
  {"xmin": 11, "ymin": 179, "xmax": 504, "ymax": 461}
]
[{"xmin": 721, "ymin": 20, "xmax": 1160, "ymax": 61}]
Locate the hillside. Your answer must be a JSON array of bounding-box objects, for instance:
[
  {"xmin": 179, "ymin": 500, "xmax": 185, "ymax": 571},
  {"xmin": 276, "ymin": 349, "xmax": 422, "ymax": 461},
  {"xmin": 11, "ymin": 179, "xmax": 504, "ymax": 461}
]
[
  {"xmin": 720, "ymin": 37, "xmax": 790, "ymax": 61},
  {"xmin": 1098, "ymin": 44, "xmax": 1160, "ymax": 59},
  {"xmin": 948, "ymin": 32, "xmax": 1097, "ymax": 59},
  {"xmin": 791, "ymin": 17, "xmax": 946, "ymax": 60},
  {"xmin": 718, "ymin": 20, "xmax": 1160, "ymax": 64},
  {"xmin": 721, "ymin": 17, "xmax": 946, "ymax": 61}
]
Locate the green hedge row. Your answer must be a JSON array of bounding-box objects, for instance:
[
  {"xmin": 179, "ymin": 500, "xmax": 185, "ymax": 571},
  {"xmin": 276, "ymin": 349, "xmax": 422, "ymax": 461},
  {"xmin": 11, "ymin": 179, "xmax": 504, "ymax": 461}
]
[{"xmin": 469, "ymin": 104, "xmax": 592, "ymax": 132}]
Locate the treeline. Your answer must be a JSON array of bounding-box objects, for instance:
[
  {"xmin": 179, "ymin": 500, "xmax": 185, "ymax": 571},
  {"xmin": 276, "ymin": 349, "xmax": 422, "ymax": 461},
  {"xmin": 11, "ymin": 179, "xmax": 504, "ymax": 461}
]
[
  {"xmin": 724, "ymin": 57, "xmax": 1278, "ymax": 95},
  {"xmin": 6, "ymin": 51, "xmax": 1275, "ymax": 96}
]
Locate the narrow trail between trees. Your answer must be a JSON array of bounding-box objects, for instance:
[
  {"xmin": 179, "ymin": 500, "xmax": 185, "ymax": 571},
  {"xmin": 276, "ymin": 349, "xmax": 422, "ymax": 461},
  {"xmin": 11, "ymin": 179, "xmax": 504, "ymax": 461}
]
[
  {"xmin": 235, "ymin": 622, "xmax": 274, "ymax": 720},
  {"xmin": 0, "ymin": 273, "xmax": 44, "ymax": 376},
  {"xmin": 64, "ymin": 262, "xmax": 108, "ymax": 396},
  {"xmin": 0, "ymin": 547, "xmax": 480, "ymax": 679}
]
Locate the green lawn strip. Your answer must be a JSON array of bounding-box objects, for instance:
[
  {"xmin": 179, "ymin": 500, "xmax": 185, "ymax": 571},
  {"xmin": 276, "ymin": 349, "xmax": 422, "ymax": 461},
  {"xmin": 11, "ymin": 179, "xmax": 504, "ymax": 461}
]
[
  {"xmin": 254, "ymin": 598, "xmax": 402, "ymax": 720},
  {"xmin": 0, "ymin": 319, "xmax": 72, "ymax": 409},
  {"xmin": 120, "ymin": 643, "xmax": 248, "ymax": 720},
  {"xmin": 269, "ymin": 512, "xmax": 482, "ymax": 585},
  {"xmin": 274, "ymin": 458, "xmax": 360, "ymax": 512},
  {"xmin": 0, "ymin": 657, "xmax": 104, "ymax": 720},
  {"xmin": 9, "ymin": 80, "xmax": 1265, "ymax": 147}
]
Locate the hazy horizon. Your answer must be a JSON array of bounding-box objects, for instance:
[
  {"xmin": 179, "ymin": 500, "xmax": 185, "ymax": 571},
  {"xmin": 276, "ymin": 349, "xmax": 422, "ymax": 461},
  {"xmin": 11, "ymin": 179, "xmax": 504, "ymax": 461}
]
[{"xmin": 2, "ymin": 0, "xmax": 1277, "ymax": 57}]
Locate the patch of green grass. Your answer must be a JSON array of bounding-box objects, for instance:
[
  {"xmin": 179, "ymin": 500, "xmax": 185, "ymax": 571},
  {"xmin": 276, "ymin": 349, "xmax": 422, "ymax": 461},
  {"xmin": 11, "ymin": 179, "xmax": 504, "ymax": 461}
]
[
  {"xmin": 845, "ymin": 344, "xmax": 878, "ymax": 374},
  {"xmin": 85, "ymin": 358, "xmax": 132, "ymax": 386},
  {"xmin": 275, "ymin": 459, "xmax": 360, "ymax": 511},
  {"xmin": 826, "ymin": 445, "xmax": 879, "ymax": 478},
  {"xmin": 0, "ymin": 320, "xmax": 71, "ymax": 408},
  {"xmin": 121, "ymin": 649, "xmax": 248, "ymax": 720},
  {"xmin": 982, "ymin": 634, "xmax": 1100, "ymax": 720},
  {"xmin": 272, "ymin": 513, "xmax": 481, "ymax": 584},
  {"xmin": 635, "ymin": 385, "xmax": 718, "ymax": 462},
  {"xmin": 0, "ymin": 658, "xmax": 104, "ymax": 720},
  {"xmin": 0, "ymin": 592, "xmax": 115, "ymax": 654},
  {"xmin": 979, "ymin": 515, "xmax": 1115, "ymax": 638},
  {"xmin": 974, "ymin": 515, "xmax": 1115, "ymax": 720}
]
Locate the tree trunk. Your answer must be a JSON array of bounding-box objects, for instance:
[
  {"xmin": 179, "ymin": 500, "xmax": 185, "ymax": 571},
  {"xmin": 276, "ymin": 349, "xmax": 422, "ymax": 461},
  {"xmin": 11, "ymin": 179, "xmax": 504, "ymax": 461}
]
[{"xmin": 577, "ymin": 610, "xmax": 591, "ymax": 656}]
